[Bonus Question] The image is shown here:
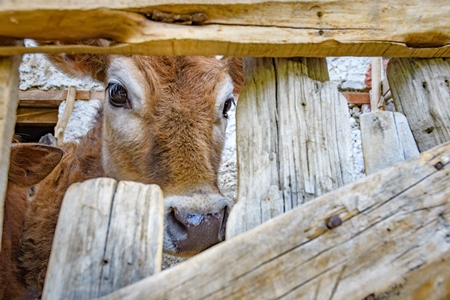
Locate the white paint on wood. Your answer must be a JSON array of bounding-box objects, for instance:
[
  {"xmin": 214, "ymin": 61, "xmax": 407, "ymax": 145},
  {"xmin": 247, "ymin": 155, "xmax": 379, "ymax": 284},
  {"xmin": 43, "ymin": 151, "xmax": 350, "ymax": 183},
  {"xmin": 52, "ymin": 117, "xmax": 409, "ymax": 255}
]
[
  {"xmin": 388, "ymin": 58, "xmax": 450, "ymax": 152},
  {"xmin": 100, "ymin": 141, "xmax": 450, "ymax": 300},
  {"xmin": 0, "ymin": 51, "xmax": 21, "ymax": 249},
  {"xmin": 361, "ymin": 111, "xmax": 419, "ymax": 175},
  {"xmin": 227, "ymin": 58, "xmax": 355, "ymax": 238},
  {"xmin": 43, "ymin": 178, "xmax": 164, "ymax": 300}
]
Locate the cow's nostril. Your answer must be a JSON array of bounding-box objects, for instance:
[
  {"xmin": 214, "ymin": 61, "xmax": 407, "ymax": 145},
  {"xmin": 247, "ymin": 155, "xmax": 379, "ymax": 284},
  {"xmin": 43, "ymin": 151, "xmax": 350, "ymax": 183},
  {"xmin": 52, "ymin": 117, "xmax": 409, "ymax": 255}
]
[
  {"xmin": 167, "ymin": 209, "xmax": 188, "ymax": 241},
  {"xmin": 219, "ymin": 207, "xmax": 228, "ymax": 242}
]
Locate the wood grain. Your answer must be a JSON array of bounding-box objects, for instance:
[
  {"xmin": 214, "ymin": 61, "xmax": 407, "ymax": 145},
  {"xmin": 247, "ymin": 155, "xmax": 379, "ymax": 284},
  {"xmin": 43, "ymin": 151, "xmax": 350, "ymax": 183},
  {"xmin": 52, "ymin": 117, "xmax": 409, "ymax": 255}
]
[
  {"xmin": 1, "ymin": 1, "xmax": 450, "ymax": 57},
  {"xmin": 43, "ymin": 178, "xmax": 164, "ymax": 300},
  {"xmin": 227, "ymin": 57, "xmax": 355, "ymax": 238},
  {"xmin": 360, "ymin": 111, "xmax": 419, "ymax": 175},
  {"xmin": 101, "ymin": 141, "xmax": 450, "ymax": 300},
  {"xmin": 388, "ymin": 58, "xmax": 450, "ymax": 152},
  {"xmin": 0, "ymin": 48, "xmax": 21, "ymax": 249}
]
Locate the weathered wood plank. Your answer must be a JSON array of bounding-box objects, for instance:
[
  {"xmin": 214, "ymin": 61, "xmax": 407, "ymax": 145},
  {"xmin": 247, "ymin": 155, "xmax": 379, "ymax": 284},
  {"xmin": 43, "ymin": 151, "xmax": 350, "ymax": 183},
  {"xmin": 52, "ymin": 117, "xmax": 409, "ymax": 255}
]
[
  {"xmin": 43, "ymin": 178, "xmax": 164, "ymax": 300},
  {"xmin": 19, "ymin": 90, "xmax": 104, "ymax": 107},
  {"xmin": 388, "ymin": 58, "xmax": 450, "ymax": 152},
  {"xmin": 360, "ymin": 111, "xmax": 419, "ymax": 174},
  {"xmin": 1, "ymin": 1, "xmax": 450, "ymax": 57},
  {"xmin": 54, "ymin": 86, "xmax": 76, "ymax": 146},
  {"xmin": 0, "ymin": 48, "xmax": 21, "ymax": 249},
  {"xmin": 15, "ymin": 108, "xmax": 58, "ymax": 126},
  {"xmin": 227, "ymin": 57, "xmax": 355, "ymax": 238},
  {"xmin": 101, "ymin": 141, "xmax": 450, "ymax": 300}
]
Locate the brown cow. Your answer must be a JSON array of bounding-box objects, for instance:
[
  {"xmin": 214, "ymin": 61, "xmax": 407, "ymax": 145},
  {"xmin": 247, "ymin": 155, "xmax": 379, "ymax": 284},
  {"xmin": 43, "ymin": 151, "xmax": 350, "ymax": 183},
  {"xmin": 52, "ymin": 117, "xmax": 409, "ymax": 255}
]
[
  {"xmin": 0, "ymin": 144, "xmax": 63, "ymax": 300},
  {"xmin": 20, "ymin": 41, "xmax": 244, "ymax": 296}
]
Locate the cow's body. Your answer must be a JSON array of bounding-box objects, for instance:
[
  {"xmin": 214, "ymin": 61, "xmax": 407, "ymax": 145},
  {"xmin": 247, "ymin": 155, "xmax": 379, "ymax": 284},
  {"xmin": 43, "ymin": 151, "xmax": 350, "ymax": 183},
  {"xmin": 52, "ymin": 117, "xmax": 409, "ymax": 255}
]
[
  {"xmin": 0, "ymin": 144, "xmax": 63, "ymax": 300},
  {"xmin": 19, "ymin": 53, "xmax": 243, "ymax": 297}
]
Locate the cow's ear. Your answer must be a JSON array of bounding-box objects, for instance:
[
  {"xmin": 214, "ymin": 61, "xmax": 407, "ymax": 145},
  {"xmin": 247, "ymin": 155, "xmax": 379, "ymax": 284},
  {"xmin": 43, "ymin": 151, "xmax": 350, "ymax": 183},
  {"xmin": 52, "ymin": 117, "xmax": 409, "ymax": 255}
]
[
  {"xmin": 39, "ymin": 39, "xmax": 110, "ymax": 83},
  {"xmin": 9, "ymin": 144, "xmax": 64, "ymax": 187},
  {"xmin": 222, "ymin": 57, "xmax": 244, "ymax": 97}
]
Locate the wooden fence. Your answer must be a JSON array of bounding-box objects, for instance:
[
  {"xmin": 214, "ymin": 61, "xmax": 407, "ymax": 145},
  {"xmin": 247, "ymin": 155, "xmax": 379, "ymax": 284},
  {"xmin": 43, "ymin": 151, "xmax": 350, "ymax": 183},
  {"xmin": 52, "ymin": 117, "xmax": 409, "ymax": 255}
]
[{"xmin": 1, "ymin": 1, "xmax": 450, "ymax": 299}]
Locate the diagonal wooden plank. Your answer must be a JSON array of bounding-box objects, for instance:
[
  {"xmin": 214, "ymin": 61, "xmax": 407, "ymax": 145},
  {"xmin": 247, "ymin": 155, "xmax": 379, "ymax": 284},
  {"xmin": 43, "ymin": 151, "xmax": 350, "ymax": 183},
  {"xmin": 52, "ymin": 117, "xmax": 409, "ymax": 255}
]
[{"xmin": 101, "ymin": 141, "xmax": 450, "ymax": 300}]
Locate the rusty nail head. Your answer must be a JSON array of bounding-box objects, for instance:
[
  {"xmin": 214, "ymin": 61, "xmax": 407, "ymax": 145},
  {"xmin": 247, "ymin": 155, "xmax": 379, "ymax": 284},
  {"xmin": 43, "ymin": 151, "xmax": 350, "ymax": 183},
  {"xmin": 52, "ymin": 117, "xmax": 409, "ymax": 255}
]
[
  {"xmin": 434, "ymin": 161, "xmax": 444, "ymax": 170},
  {"xmin": 326, "ymin": 215, "xmax": 342, "ymax": 229}
]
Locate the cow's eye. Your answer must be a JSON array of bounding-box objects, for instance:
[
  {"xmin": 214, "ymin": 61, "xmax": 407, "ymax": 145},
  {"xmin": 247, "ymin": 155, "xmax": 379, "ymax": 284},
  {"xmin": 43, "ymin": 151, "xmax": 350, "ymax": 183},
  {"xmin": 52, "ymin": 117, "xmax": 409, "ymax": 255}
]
[
  {"xmin": 223, "ymin": 97, "xmax": 235, "ymax": 119},
  {"xmin": 107, "ymin": 83, "xmax": 130, "ymax": 109}
]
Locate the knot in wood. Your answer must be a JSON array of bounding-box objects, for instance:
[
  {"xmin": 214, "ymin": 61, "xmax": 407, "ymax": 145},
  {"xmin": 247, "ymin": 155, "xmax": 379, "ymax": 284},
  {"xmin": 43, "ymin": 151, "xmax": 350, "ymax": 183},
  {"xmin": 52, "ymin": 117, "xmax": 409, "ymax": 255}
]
[{"xmin": 326, "ymin": 215, "xmax": 342, "ymax": 229}]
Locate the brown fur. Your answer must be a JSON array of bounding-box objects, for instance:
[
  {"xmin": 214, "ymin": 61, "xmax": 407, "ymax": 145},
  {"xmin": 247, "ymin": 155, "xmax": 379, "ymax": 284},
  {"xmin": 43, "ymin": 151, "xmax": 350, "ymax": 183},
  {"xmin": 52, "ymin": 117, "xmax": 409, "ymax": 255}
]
[
  {"xmin": 20, "ymin": 51, "xmax": 243, "ymax": 297},
  {"xmin": 0, "ymin": 144, "xmax": 62, "ymax": 300}
]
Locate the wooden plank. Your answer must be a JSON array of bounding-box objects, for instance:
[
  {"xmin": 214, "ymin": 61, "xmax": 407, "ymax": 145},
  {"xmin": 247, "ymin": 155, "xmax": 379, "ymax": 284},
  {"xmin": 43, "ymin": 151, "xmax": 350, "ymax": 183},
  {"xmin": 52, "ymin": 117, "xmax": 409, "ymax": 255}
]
[
  {"xmin": 43, "ymin": 178, "xmax": 164, "ymax": 300},
  {"xmin": 54, "ymin": 86, "xmax": 76, "ymax": 146},
  {"xmin": 0, "ymin": 47, "xmax": 21, "ymax": 249},
  {"xmin": 387, "ymin": 58, "xmax": 450, "ymax": 152},
  {"xmin": 1, "ymin": 1, "xmax": 450, "ymax": 57},
  {"xmin": 360, "ymin": 111, "xmax": 419, "ymax": 175},
  {"xmin": 15, "ymin": 108, "xmax": 58, "ymax": 126},
  {"xmin": 18, "ymin": 90, "xmax": 104, "ymax": 108},
  {"xmin": 101, "ymin": 141, "xmax": 450, "ymax": 300},
  {"xmin": 227, "ymin": 57, "xmax": 355, "ymax": 238}
]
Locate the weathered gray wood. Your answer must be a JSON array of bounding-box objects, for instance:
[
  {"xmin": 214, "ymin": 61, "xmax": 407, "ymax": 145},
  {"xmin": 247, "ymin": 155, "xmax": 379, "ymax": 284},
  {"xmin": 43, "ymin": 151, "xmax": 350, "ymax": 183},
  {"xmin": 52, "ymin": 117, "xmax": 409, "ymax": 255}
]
[
  {"xmin": 1, "ymin": 1, "xmax": 450, "ymax": 57},
  {"xmin": 43, "ymin": 178, "xmax": 164, "ymax": 300},
  {"xmin": 388, "ymin": 58, "xmax": 450, "ymax": 152},
  {"xmin": 101, "ymin": 141, "xmax": 450, "ymax": 300},
  {"xmin": 227, "ymin": 57, "xmax": 355, "ymax": 238},
  {"xmin": 360, "ymin": 111, "xmax": 419, "ymax": 174},
  {"xmin": 0, "ymin": 47, "xmax": 21, "ymax": 249}
]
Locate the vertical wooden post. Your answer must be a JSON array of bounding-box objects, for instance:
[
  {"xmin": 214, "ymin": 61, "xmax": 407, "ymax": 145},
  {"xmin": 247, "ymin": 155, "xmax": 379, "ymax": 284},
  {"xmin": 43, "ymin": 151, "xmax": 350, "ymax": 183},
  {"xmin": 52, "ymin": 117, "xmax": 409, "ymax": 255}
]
[
  {"xmin": 43, "ymin": 178, "xmax": 164, "ymax": 299},
  {"xmin": 371, "ymin": 57, "xmax": 382, "ymax": 111},
  {"xmin": 388, "ymin": 58, "xmax": 450, "ymax": 152},
  {"xmin": 227, "ymin": 57, "xmax": 355, "ymax": 238},
  {"xmin": 54, "ymin": 86, "xmax": 76, "ymax": 146},
  {"xmin": 0, "ymin": 41, "xmax": 21, "ymax": 249}
]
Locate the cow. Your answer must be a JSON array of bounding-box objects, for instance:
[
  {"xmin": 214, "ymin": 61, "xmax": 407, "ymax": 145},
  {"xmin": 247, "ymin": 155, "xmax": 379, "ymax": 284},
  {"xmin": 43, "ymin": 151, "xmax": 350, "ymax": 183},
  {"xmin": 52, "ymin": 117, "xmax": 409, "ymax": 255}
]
[
  {"xmin": 0, "ymin": 143, "xmax": 63, "ymax": 300},
  {"xmin": 19, "ymin": 40, "xmax": 244, "ymax": 297}
]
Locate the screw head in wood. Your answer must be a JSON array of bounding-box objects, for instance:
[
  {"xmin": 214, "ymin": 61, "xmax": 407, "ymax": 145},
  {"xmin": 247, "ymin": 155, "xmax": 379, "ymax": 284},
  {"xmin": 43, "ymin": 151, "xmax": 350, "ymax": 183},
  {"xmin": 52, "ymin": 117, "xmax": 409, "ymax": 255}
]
[
  {"xmin": 434, "ymin": 161, "xmax": 444, "ymax": 170},
  {"xmin": 326, "ymin": 215, "xmax": 342, "ymax": 229}
]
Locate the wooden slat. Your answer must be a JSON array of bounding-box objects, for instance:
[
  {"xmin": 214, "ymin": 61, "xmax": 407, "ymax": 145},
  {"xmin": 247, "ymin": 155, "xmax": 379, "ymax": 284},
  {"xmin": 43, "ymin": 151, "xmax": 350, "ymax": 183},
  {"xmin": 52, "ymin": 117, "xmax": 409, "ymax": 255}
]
[
  {"xmin": 54, "ymin": 86, "xmax": 76, "ymax": 146},
  {"xmin": 0, "ymin": 47, "xmax": 21, "ymax": 249},
  {"xmin": 387, "ymin": 58, "xmax": 450, "ymax": 152},
  {"xmin": 227, "ymin": 57, "xmax": 355, "ymax": 238},
  {"xmin": 0, "ymin": 1, "xmax": 450, "ymax": 57},
  {"xmin": 101, "ymin": 141, "xmax": 450, "ymax": 300},
  {"xmin": 360, "ymin": 111, "xmax": 419, "ymax": 175},
  {"xmin": 18, "ymin": 90, "xmax": 104, "ymax": 108},
  {"xmin": 15, "ymin": 108, "xmax": 58, "ymax": 126},
  {"xmin": 43, "ymin": 178, "xmax": 164, "ymax": 299}
]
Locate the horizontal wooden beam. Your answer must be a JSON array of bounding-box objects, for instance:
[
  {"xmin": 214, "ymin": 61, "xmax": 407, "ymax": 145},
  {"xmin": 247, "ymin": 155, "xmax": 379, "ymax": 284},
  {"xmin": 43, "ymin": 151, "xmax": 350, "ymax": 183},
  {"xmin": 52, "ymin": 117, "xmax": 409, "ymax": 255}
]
[
  {"xmin": 16, "ymin": 108, "xmax": 58, "ymax": 126},
  {"xmin": 18, "ymin": 90, "xmax": 104, "ymax": 108},
  {"xmin": 102, "ymin": 141, "xmax": 450, "ymax": 299},
  {"xmin": 1, "ymin": 1, "xmax": 450, "ymax": 57}
]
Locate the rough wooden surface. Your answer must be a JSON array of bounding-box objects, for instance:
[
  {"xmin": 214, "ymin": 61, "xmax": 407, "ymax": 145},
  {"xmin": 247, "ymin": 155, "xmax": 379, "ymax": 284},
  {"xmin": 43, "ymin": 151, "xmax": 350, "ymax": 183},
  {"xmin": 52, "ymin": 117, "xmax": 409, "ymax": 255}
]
[
  {"xmin": 227, "ymin": 57, "xmax": 355, "ymax": 238},
  {"xmin": 388, "ymin": 58, "xmax": 450, "ymax": 152},
  {"xmin": 0, "ymin": 50, "xmax": 21, "ymax": 249},
  {"xmin": 102, "ymin": 141, "xmax": 450, "ymax": 300},
  {"xmin": 43, "ymin": 178, "xmax": 164, "ymax": 300},
  {"xmin": 15, "ymin": 108, "xmax": 58, "ymax": 126},
  {"xmin": 1, "ymin": 1, "xmax": 450, "ymax": 57},
  {"xmin": 19, "ymin": 90, "xmax": 104, "ymax": 107},
  {"xmin": 55, "ymin": 86, "xmax": 76, "ymax": 146},
  {"xmin": 361, "ymin": 111, "xmax": 419, "ymax": 175}
]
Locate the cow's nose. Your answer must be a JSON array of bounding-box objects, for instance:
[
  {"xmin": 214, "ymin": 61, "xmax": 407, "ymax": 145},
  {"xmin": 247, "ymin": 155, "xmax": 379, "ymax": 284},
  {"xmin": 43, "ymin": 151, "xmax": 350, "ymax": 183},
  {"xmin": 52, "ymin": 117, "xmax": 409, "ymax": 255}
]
[{"xmin": 166, "ymin": 206, "xmax": 228, "ymax": 255}]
